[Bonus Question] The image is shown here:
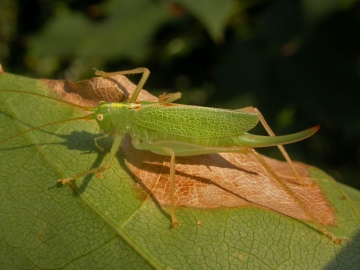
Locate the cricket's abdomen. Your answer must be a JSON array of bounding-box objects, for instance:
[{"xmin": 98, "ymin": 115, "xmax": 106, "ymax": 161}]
[{"xmin": 130, "ymin": 125, "xmax": 240, "ymax": 147}]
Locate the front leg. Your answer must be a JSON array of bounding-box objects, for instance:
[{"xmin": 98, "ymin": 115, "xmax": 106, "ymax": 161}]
[{"xmin": 58, "ymin": 135, "xmax": 123, "ymax": 185}]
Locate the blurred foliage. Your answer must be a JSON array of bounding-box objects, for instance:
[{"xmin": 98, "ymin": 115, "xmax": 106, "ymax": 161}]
[{"xmin": 0, "ymin": 0, "xmax": 359, "ymax": 189}]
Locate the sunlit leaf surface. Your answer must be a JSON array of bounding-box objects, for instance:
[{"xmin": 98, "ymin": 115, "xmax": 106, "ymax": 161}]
[{"xmin": 0, "ymin": 71, "xmax": 359, "ymax": 269}]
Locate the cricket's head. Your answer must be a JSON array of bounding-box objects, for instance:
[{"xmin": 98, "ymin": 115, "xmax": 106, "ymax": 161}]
[{"xmin": 89, "ymin": 102, "xmax": 116, "ymax": 135}]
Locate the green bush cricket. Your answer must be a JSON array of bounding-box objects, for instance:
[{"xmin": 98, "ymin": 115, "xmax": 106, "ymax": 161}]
[{"xmin": 0, "ymin": 68, "xmax": 341, "ymax": 244}]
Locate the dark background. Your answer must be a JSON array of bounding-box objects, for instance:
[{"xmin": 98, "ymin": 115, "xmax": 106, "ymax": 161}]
[{"xmin": 1, "ymin": 0, "xmax": 359, "ymax": 189}]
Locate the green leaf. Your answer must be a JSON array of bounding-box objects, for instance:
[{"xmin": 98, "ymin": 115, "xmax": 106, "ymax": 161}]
[{"xmin": 1, "ymin": 71, "xmax": 360, "ymax": 269}]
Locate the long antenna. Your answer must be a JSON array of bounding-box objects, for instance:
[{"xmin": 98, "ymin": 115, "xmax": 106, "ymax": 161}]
[
  {"xmin": 0, "ymin": 90, "xmax": 95, "ymax": 111},
  {"xmin": 0, "ymin": 115, "xmax": 93, "ymax": 144},
  {"xmin": 0, "ymin": 89, "xmax": 96, "ymax": 144}
]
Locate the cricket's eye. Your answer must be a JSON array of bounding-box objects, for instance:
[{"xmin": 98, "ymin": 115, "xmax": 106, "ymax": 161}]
[{"xmin": 96, "ymin": 114, "xmax": 104, "ymax": 121}]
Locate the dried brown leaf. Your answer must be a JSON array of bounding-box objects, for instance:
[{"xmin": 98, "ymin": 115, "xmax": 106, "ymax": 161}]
[
  {"xmin": 42, "ymin": 74, "xmax": 157, "ymax": 106},
  {"xmin": 123, "ymin": 137, "xmax": 334, "ymax": 226}
]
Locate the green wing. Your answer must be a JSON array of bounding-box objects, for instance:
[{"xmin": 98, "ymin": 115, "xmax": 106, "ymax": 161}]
[{"xmin": 133, "ymin": 103, "xmax": 259, "ymax": 138}]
